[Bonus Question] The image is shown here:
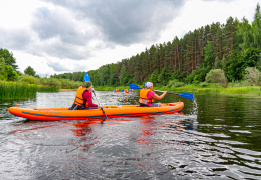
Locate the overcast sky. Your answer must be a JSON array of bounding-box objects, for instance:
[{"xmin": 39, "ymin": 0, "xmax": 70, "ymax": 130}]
[{"xmin": 0, "ymin": 0, "xmax": 260, "ymax": 77}]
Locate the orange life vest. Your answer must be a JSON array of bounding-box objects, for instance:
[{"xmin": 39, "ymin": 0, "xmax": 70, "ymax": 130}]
[
  {"xmin": 139, "ymin": 89, "xmax": 154, "ymax": 104},
  {"xmin": 74, "ymin": 86, "xmax": 92, "ymax": 107}
]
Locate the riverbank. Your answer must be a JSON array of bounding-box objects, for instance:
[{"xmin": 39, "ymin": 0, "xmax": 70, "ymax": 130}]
[
  {"xmin": 164, "ymin": 85, "xmax": 261, "ymax": 97},
  {"xmin": 91, "ymin": 84, "xmax": 261, "ymax": 96},
  {"xmin": 56, "ymin": 84, "xmax": 261, "ymax": 97},
  {"xmin": 58, "ymin": 89, "xmax": 76, "ymax": 91}
]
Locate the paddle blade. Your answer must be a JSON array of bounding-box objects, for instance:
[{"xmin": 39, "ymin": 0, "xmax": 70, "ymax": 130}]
[
  {"xmin": 129, "ymin": 84, "xmax": 142, "ymax": 90},
  {"xmin": 179, "ymin": 92, "xmax": 194, "ymax": 100},
  {"xmin": 84, "ymin": 73, "xmax": 91, "ymax": 81}
]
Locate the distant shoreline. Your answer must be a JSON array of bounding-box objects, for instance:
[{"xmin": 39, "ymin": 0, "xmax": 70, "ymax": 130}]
[
  {"xmin": 58, "ymin": 89, "xmax": 75, "ymax": 91},
  {"xmin": 57, "ymin": 85, "xmax": 261, "ymax": 97}
]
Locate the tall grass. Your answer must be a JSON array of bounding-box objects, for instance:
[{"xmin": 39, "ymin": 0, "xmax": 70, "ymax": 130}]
[
  {"xmin": 0, "ymin": 82, "xmax": 37, "ymax": 100},
  {"xmin": 37, "ymin": 85, "xmax": 58, "ymax": 92},
  {"xmin": 0, "ymin": 81, "xmax": 58, "ymax": 100}
]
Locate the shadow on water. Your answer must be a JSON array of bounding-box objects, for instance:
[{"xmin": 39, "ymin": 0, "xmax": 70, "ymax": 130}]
[{"xmin": 1, "ymin": 91, "xmax": 261, "ymax": 179}]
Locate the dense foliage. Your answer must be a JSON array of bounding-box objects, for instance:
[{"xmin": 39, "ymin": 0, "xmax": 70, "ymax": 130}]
[{"xmin": 24, "ymin": 66, "xmax": 36, "ymax": 76}]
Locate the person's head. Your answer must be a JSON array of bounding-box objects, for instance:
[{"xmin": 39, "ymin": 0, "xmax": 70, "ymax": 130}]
[
  {"xmin": 83, "ymin": 81, "xmax": 92, "ymax": 90},
  {"xmin": 144, "ymin": 82, "xmax": 153, "ymax": 89}
]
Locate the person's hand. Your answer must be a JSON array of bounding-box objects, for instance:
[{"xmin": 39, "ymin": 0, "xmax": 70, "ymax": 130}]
[
  {"xmin": 163, "ymin": 91, "xmax": 167, "ymax": 94},
  {"xmin": 98, "ymin": 105, "xmax": 103, "ymax": 109},
  {"xmin": 91, "ymin": 88, "xmax": 95, "ymax": 92}
]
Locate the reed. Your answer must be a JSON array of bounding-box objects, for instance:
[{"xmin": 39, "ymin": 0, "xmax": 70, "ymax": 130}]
[
  {"xmin": 0, "ymin": 81, "xmax": 37, "ymax": 100},
  {"xmin": 37, "ymin": 85, "xmax": 58, "ymax": 92},
  {"xmin": 0, "ymin": 81, "xmax": 58, "ymax": 100}
]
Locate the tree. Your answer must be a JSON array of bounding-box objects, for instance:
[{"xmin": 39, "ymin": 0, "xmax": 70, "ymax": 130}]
[
  {"xmin": 205, "ymin": 69, "xmax": 228, "ymax": 88},
  {"xmin": 237, "ymin": 17, "xmax": 253, "ymax": 52},
  {"xmin": 243, "ymin": 48, "xmax": 261, "ymax": 70},
  {"xmin": 214, "ymin": 56, "xmax": 222, "ymax": 69},
  {"xmin": 149, "ymin": 70, "xmax": 159, "ymax": 85},
  {"xmin": 24, "ymin": 66, "xmax": 36, "ymax": 76},
  {"xmin": 0, "ymin": 48, "xmax": 18, "ymax": 71},
  {"xmin": 252, "ymin": 3, "xmax": 261, "ymax": 49},
  {"xmin": 224, "ymin": 50, "xmax": 244, "ymax": 81},
  {"xmin": 5, "ymin": 65, "xmax": 18, "ymax": 81},
  {"xmin": 0, "ymin": 57, "xmax": 5, "ymax": 80},
  {"xmin": 204, "ymin": 41, "xmax": 216, "ymax": 75},
  {"xmin": 158, "ymin": 67, "xmax": 170, "ymax": 85},
  {"xmin": 244, "ymin": 67, "xmax": 260, "ymax": 85},
  {"xmin": 119, "ymin": 64, "xmax": 127, "ymax": 85},
  {"xmin": 109, "ymin": 64, "xmax": 118, "ymax": 86}
]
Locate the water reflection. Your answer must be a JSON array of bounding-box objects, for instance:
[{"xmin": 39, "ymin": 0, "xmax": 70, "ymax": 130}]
[{"xmin": 1, "ymin": 91, "xmax": 261, "ymax": 179}]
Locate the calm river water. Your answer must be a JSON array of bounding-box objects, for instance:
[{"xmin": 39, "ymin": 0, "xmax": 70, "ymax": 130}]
[{"xmin": 0, "ymin": 91, "xmax": 261, "ymax": 179}]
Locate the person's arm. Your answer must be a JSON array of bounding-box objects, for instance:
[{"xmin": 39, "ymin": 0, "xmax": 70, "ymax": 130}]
[
  {"xmin": 152, "ymin": 91, "xmax": 167, "ymax": 100},
  {"xmin": 83, "ymin": 91, "xmax": 98, "ymax": 107}
]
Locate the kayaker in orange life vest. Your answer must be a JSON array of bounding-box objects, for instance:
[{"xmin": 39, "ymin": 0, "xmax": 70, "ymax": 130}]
[
  {"xmin": 69, "ymin": 81, "xmax": 103, "ymax": 110},
  {"xmin": 139, "ymin": 82, "xmax": 167, "ymax": 107}
]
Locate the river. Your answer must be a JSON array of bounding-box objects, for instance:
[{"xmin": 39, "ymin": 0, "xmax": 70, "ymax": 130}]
[{"xmin": 0, "ymin": 91, "xmax": 261, "ymax": 179}]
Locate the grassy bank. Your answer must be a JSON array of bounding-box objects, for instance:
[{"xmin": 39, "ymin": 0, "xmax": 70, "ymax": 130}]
[
  {"xmin": 93, "ymin": 84, "xmax": 261, "ymax": 96},
  {"xmin": 175, "ymin": 86, "xmax": 261, "ymax": 96},
  {"xmin": 154, "ymin": 84, "xmax": 261, "ymax": 96},
  {"xmin": 93, "ymin": 86, "xmax": 130, "ymax": 91},
  {"xmin": 0, "ymin": 81, "xmax": 58, "ymax": 100}
]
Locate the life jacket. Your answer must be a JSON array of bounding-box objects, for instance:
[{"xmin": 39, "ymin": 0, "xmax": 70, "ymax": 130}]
[
  {"xmin": 74, "ymin": 86, "xmax": 92, "ymax": 107},
  {"xmin": 139, "ymin": 89, "xmax": 154, "ymax": 105}
]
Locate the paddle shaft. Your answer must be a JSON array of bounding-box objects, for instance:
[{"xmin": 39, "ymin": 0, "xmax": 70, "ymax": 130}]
[
  {"xmin": 84, "ymin": 72, "xmax": 108, "ymax": 119},
  {"xmin": 153, "ymin": 90, "xmax": 179, "ymax": 95},
  {"xmin": 129, "ymin": 84, "xmax": 194, "ymax": 99},
  {"xmin": 93, "ymin": 91, "xmax": 108, "ymax": 119}
]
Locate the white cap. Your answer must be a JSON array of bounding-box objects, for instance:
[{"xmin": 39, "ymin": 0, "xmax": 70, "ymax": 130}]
[{"xmin": 145, "ymin": 82, "xmax": 153, "ymax": 88}]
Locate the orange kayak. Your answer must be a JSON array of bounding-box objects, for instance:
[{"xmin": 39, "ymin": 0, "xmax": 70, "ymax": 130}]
[{"xmin": 8, "ymin": 101, "xmax": 184, "ymax": 121}]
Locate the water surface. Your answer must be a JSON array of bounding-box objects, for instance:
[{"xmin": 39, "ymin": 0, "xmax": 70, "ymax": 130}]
[{"xmin": 0, "ymin": 91, "xmax": 261, "ymax": 179}]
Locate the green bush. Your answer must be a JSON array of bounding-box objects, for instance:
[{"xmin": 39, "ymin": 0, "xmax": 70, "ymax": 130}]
[
  {"xmin": 59, "ymin": 79, "xmax": 82, "ymax": 89},
  {"xmin": 242, "ymin": 79, "xmax": 255, "ymax": 86},
  {"xmin": 166, "ymin": 79, "xmax": 185, "ymax": 88},
  {"xmin": 199, "ymin": 82, "xmax": 208, "ymax": 87},
  {"xmin": 205, "ymin": 69, "xmax": 228, "ymax": 88},
  {"xmin": 40, "ymin": 77, "xmax": 61, "ymax": 88},
  {"xmin": 18, "ymin": 75, "xmax": 40, "ymax": 84},
  {"xmin": 243, "ymin": 67, "xmax": 261, "ymax": 86}
]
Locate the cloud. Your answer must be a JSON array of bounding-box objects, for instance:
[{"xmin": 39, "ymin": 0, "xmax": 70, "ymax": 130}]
[
  {"xmin": 0, "ymin": 28, "xmax": 31, "ymax": 50},
  {"xmin": 29, "ymin": 6, "xmax": 100, "ymax": 60},
  {"xmin": 40, "ymin": 0, "xmax": 186, "ymax": 45},
  {"xmin": 31, "ymin": 7, "xmax": 92, "ymax": 45},
  {"xmin": 46, "ymin": 58, "xmax": 89, "ymax": 72}
]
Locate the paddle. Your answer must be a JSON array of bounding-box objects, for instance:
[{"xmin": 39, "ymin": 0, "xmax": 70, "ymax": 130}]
[
  {"xmin": 84, "ymin": 73, "xmax": 108, "ymax": 119},
  {"xmin": 129, "ymin": 84, "xmax": 194, "ymax": 100}
]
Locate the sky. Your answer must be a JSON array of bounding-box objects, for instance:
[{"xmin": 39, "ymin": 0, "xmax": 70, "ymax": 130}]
[{"xmin": 0, "ymin": 0, "xmax": 260, "ymax": 77}]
